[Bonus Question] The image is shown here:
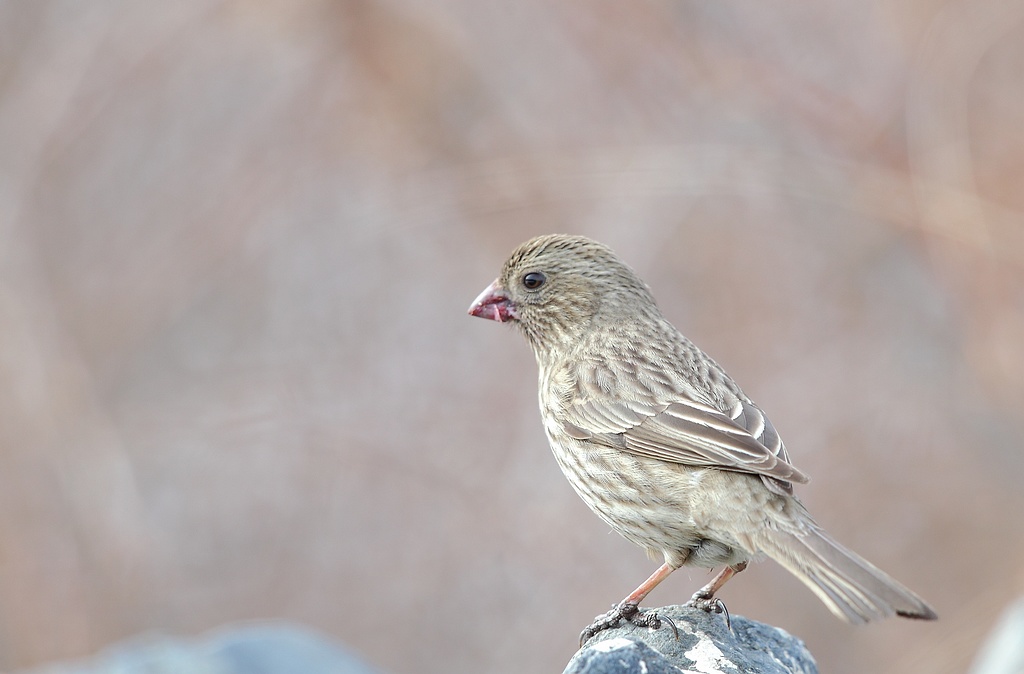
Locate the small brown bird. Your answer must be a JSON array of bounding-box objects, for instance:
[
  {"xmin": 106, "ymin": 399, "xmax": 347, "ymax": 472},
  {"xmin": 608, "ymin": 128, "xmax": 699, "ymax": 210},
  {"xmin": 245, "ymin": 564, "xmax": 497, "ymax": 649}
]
[{"xmin": 468, "ymin": 234, "xmax": 936, "ymax": 644}]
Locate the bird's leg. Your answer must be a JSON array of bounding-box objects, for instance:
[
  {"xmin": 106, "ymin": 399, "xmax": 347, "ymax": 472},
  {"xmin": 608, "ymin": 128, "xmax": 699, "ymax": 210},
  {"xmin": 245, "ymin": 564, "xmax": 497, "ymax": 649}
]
[
  {"xmin": 686, "ymin": 561, "xmax": 748, "ymax": 622},
  {"xmin": 579, "ymin": 561, "xmax": 680, "ymax": 646}
]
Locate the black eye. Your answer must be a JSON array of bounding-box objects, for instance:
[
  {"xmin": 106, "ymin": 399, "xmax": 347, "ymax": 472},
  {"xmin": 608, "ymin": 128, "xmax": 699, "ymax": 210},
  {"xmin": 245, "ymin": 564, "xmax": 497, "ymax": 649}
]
[{"xmin": 522, "ymin": 272, "xmax": 546, "ymax": 290}]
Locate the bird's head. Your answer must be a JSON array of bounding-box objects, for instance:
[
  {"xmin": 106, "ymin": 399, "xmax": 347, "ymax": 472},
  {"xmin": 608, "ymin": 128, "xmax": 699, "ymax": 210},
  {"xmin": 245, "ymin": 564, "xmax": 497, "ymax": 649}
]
[{"xmin": 468, "ymin": 234, "xmax": 657, "ymax": 354}]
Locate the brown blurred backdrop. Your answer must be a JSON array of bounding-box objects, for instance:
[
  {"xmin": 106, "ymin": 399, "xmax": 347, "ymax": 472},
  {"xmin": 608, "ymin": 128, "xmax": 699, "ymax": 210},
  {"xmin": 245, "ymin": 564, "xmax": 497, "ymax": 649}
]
[{"xmin": 1, "ymin": 1, "xmax": 1023, "ymax": 673}]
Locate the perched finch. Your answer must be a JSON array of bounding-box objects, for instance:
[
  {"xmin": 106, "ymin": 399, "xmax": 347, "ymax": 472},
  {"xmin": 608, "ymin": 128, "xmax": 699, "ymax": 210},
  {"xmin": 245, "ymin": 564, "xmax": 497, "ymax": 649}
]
[{"xmin": 468, "ymin": 234, "xmax": 936, "ymax": 644}]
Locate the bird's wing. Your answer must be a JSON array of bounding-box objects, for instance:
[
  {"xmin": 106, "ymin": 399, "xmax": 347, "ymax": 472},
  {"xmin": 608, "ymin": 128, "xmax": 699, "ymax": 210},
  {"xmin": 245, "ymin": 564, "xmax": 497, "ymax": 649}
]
[{"xmin": 561, "ymin": 394, "xmax": 808, "ymax": 492}]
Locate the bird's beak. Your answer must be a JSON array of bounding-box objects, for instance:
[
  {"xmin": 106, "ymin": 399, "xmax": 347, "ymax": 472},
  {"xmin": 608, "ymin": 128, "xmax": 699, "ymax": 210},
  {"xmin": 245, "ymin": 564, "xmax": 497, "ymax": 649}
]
[{"xmin": 468, "ymin": 279, "xmax": 518, "ymax": 323}]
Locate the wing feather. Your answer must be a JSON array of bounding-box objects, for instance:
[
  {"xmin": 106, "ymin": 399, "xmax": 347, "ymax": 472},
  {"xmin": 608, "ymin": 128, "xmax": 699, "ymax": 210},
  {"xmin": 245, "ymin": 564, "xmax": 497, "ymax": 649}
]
[{"xmin": 563, "ymin": 387, "xmax": 808, "ymax": 489}]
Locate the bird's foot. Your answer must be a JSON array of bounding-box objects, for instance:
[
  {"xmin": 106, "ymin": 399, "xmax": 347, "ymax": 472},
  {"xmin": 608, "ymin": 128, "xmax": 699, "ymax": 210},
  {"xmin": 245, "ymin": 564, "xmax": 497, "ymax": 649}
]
[
  {"xmin": 579, "ymin": 602, "xmax": 679, "ymax": 647},
  {"xmin": 686, "ymin": 591, "xmax": 731, "ymax": 629}
]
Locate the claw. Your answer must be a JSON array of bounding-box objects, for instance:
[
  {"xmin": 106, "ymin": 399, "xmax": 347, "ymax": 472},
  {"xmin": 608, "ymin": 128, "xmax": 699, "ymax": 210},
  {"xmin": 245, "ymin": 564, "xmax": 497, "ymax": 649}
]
[
  {"xmin": 716, "ymin": 599, "xmax": 731, "ymax": 630},
  {"xmin": 578, "ymin": 602, "xmax": 679, "ymax": 647},
  {"xmin": 660, "ymin": 613, "xmax": 680, "ymax": 639},
  {"xmin": 686, "ymin": 593, "xmax": 732, "ymax": 629},
  {"xmin": 579, "ymin": 604, "xmax": 629, "ymax": 647}
]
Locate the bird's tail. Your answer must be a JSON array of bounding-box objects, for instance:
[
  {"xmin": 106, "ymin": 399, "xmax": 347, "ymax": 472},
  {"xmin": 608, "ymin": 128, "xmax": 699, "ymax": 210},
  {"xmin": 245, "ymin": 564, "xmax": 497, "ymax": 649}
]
[{"xmin": 755, "ymin": 524, "xmax": 937, "ymax": 624}]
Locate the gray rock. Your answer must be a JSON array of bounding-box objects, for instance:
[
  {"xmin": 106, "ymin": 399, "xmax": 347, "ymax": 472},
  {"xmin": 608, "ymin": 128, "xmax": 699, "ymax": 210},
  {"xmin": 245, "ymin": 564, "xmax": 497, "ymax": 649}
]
[
  {"xmin": 565, "ymin": 606, "xmax": 817, "ymax": 674},
  {"xmin": 16, "ymin": 622, "xmax": 383, "ymax": 674}
]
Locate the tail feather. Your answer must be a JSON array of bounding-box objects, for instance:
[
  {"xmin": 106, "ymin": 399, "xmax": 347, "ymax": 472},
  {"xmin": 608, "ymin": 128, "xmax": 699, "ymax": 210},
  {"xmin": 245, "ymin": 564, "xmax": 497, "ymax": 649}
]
[{"xmin": 756, "ymin": 525, "xmax": 937, "ymax": 624}]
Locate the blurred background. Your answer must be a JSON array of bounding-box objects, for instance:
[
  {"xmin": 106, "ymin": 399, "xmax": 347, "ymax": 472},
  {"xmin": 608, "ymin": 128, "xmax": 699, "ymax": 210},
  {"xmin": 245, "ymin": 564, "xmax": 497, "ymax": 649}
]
[{"xmin": 1, "ymin": 1, "xmax": 1023, "ymax": 673}]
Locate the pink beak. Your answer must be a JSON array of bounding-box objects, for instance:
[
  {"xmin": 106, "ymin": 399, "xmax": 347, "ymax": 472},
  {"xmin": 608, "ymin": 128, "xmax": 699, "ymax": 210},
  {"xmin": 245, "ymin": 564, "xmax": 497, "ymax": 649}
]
[{"xmin": 468, "ymin": 279, "xmax": 518, "ymax": 323}]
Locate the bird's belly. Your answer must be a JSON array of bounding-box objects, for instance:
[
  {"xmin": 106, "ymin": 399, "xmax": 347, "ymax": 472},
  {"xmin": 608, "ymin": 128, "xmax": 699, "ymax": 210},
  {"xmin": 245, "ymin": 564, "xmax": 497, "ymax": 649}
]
[{"xmin": 547, "ymin": 435, "xmax": 747, "ymax": 568}]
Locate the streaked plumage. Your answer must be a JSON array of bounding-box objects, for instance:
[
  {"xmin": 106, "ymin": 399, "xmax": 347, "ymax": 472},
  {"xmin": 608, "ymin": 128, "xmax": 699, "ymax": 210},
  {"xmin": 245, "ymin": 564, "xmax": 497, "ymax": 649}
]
[{"xmin": 468, "ymin": 234, "xmax": 936, "ymax": 640}]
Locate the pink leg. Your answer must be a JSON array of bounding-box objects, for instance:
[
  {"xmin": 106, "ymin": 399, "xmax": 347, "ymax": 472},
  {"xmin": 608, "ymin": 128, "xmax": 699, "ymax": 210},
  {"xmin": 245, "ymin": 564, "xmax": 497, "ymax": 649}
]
[
  {"xmin": 580, "ymin": 560, "xmax": 685, "ymax": 646},
  {"xmin": 687, "ymin": 561, "xmax": 748, "ymax": 619},
  {"xmin": 622, "ymin": 562, "xmax": 677, "ymax": 606}
]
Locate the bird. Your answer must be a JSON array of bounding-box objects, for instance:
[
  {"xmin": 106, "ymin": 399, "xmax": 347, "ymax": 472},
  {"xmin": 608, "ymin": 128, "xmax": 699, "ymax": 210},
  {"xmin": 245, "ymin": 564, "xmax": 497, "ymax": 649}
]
[{"xmin": 467, "ymin": 233, "xmax": 937, "ymax": 644}]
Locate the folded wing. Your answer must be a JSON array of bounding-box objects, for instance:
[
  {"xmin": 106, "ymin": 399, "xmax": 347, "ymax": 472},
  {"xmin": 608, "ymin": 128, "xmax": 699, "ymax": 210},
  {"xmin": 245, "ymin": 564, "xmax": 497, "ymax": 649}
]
[{"xmin": 562, "ymin": 393, "xmax": 808, "ymax": 494}]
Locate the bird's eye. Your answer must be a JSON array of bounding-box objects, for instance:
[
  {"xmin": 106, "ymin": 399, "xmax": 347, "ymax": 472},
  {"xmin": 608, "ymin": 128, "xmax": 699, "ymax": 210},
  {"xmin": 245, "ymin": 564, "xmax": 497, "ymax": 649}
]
[{"xmin": 522, "ymin": 272, "xmax": 546, "ymax": 290}]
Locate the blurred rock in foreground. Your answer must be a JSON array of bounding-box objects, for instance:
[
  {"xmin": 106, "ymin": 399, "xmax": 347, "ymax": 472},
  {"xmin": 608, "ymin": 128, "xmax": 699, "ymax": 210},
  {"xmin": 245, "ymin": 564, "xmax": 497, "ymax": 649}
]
[
  {"xmin": 15, "ymin": 623, "xmax": 383, "ymax": 674},
  {"xmin": 567, "ymin": 606, "xmax": 817, "ymax": 674},
  {"xmin": 969, "ymin": 597, "xmax": 1024, "ymax": 674}
]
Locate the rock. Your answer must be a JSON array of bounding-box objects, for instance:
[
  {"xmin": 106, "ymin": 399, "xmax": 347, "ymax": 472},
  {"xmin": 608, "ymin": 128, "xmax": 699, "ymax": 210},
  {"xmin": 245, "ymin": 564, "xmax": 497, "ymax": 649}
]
[
  {"xmin": 969, "ymin": 596, "xmax": 1024, "ymax": 674},
  {"xmin": 16, "ymin": 622, "xmax": 384, "ymax": 674},
  {"xmin": 565, "ymin": 606, "xmax": 817, "ymax": 674}
]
